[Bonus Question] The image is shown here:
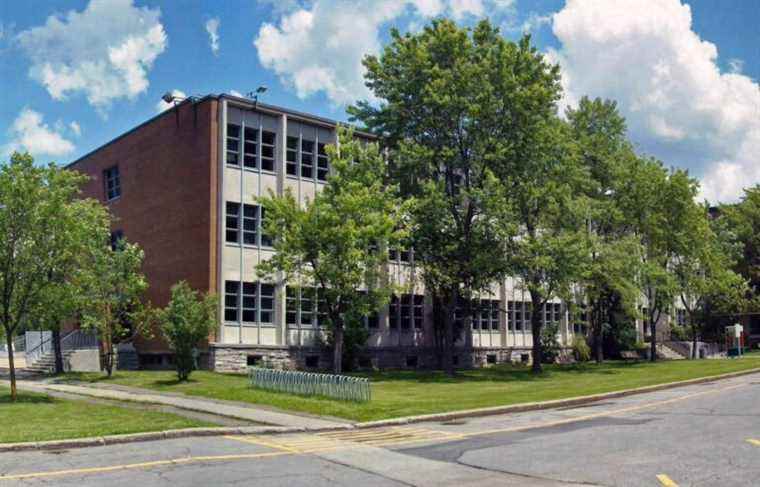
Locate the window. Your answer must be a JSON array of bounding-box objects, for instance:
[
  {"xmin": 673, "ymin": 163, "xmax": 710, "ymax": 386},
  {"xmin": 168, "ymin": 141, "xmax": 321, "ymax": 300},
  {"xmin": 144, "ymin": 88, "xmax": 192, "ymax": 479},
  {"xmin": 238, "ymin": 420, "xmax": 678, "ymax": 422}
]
[
  {"xmin": 486, "ymin": 354, "xmax": 497, "ymax": 364},
  {"xmin": 507, "ymin": 301, "xmax": 515, "ymax": 331},
  {"xmin": 317, "ymin": 143, "xmax": 329, "ymax": 181},
  {"xmin": 103, "ymin": 166, "xmax": 121, "ymax": 201},
  {"xmin": 301, "ymin": 139, "xmax": 314, "ymax": 179},
  {"xmin": 286, "ymin": 286, "xmax": 327, "ymax": 327},
  {"xmin": 389, "ymin": 294, "xmax": 424, "ymax": 330},
  {"xmin": 573, "ymin": 305, "xmax": 588, "ymax": 334},
  {"xmin": 305, "ymin": 355, "xmax": 319, "ymax": 368},
  {"xmin": 261, "ymin": 131, "xmax": 275, "ymax": 171},
  {"xmin": 389, "ymin": 247, "xmax": 413, "ymax": 264},
  {"xmin": 641, "ymin": 307, "xmax": 650, "ymax": 335},
  {"xmin": 228, "ymin": 123, "xmax": 276, "ymax": 172},
  {"xmin": 225, "ymin": 202, "xmax": 270, "ymax": 247},
  {"xmin": 675, "ymin": 309, "xmax": 687, "ymax": 327},
  {"xmin": 224, "ymin": 281, "xmax": 239, "ymax": 322},
  {"xmin": 471, "ymin": 299, "xmax": 500, "ymax": 330},
  {"xmin": 226, "ymin": 124, "xmax": 240, "ymax": 166},
  {"xmin": 285, "ymin": 136, "xmax": 331, "ymax": 181},
  {"xmin": 109, "ymin": 230, "xmax": 124, "ymax": 250},
  {"xmin": 247, "ymin": 355, "xmax": 262, "ymax": 366},
  {"xmin": 406, "ymin": 355, "xmax": 418, "ymax": 368},
  {"xmin": 286, "ymin": 136, "xmax": 298, "ymax": 176},
  {"xmin": 224, "ymin": 281, "xmax": 274, "ymax": 324}
]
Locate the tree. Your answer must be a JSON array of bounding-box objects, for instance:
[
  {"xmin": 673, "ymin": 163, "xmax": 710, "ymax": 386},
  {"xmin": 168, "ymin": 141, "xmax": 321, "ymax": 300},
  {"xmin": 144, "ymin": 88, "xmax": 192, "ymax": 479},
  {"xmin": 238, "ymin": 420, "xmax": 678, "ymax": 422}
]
[
  {"xmin": 0, "ymin": 153, "xmax": 109, "ymax": 400},
  {"xmin": 352, "ymin": 20, "xmax": 545, "ymax": 374},
  {"xmin": 566, "ymin": 98, "xmax": 642, "ymax": 363},
  {"xmin": 257, "ymin": 130, "xmax": 408, "ymax": 374},
  {"xmin": 157, "ymin": 281, "xmax": 217, "ymax": 381},
  {"xmin": 79, "ymin": 238, "xmax": 149, "ymax": 376},
  {"xmin": 721, "ymin": 186, "xmax": 760, "ymax": 306},
  {"xmin": 673, "ymin": 203, "xmax": 748, "ymax": 357}
]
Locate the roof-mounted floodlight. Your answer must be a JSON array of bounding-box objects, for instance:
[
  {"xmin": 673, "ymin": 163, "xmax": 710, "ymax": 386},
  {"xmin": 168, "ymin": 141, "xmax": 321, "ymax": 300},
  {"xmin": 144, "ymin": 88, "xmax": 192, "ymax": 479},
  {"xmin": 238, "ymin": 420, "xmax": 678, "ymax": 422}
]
[{"xmin": 246, "ymin": 86, "xmax": 268, "ymax": 105}]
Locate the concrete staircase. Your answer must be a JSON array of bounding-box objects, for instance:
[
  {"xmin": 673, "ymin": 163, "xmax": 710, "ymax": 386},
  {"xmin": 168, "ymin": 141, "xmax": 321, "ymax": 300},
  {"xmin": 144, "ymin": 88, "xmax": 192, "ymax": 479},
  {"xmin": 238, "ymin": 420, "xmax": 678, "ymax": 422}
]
[
  {"xmin": 24, "ymin": 350, "xmax": 76, "ymax": 374},
  {"xmin": 656, "ymin": 343, "xmax": 688, "ymax": 360}
]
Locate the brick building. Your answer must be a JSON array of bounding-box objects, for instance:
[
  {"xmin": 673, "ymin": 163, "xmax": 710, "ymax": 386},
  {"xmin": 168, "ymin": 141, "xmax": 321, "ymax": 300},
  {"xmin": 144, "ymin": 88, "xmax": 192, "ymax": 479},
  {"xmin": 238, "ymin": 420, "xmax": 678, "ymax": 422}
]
[{"xmin": 70, "ymin": 93, "xmax": 668, "ymax": 371}]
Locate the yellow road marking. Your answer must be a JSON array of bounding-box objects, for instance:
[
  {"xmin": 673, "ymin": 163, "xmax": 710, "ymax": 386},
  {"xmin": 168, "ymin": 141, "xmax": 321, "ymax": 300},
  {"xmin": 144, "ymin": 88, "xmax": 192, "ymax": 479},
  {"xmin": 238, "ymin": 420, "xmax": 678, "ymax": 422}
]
[
  {"xmin": 747, "ymin": 439, "xmax": 760, "ymax": 447},
  {"xmin": 657, "ymin": 474, "xmax": 679, "ymax": 486},
  {"xmin": 224, "ymin": 435, "xmax": 301, "ymax": 453},
  {"xmin": 4, "ymin": 380, "xmax": 748, "ymax": 482},
  {"xmin": 0, "ymin": 451, "xmax": 289, "ymax": 481}
]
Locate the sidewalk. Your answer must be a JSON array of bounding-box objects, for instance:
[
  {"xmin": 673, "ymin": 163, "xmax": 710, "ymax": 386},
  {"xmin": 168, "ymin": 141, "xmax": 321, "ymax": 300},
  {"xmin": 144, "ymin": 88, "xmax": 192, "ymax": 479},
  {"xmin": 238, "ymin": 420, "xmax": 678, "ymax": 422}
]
[{"xmin": 10, "ymin": 379, "xmax": 349, "ymax": 430}]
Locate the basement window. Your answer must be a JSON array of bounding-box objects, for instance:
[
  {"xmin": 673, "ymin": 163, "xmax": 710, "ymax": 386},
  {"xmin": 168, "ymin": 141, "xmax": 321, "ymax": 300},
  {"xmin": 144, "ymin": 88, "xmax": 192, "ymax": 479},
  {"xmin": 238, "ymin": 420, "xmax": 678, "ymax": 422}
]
[
  {"xmin": 305, "ymin": 355, "xmax": 319, "ymax": 368},
  {"xmin": 487, "ymin": 354, "xmax": 497, "ymax": 364},
  {"xmin": 247, "ymin": 355, "xmax": 262, "ymax": 366},
  {"xmin": 406, "ymin": 355, "xmax": 418, "ymax": 368}
]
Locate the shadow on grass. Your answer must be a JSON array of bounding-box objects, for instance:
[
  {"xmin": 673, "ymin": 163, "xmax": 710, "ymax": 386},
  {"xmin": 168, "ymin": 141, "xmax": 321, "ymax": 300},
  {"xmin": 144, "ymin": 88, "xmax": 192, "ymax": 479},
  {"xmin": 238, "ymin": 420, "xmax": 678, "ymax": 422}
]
[{"xmin": 0, "ymin": 392, "xmax": 56, "ymax": 405}]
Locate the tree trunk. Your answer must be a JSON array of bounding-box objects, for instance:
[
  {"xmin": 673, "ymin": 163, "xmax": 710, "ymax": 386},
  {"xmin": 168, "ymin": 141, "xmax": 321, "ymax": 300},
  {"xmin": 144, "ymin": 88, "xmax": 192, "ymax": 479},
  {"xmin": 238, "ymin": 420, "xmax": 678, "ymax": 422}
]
[
  {"xmin": 691, "ymin": 318, "xmax": 698, "ymax": 359},
  {"xmin": 442, "ymin": 288, "xmax": 456, "ymax": 377},
  {"xmin": 333, "ymin": 319, "xmax": 344, "ymax": 374},
  {"xmin": 52, "ymin": 328, "xmax": 64, "ymax": 374},
  {"xmin": 104, "ymin": 336, "xmax": 114, "ymax": 377},
  {"xmin": 4, "ymin": 328, "xmax": 17, "ymax": 402},
  {"xmin": 530, "ymin": 290, "xmax": 544, "ymax": 374},
  {"xmin": 593, "ymin": 305, "xmax": 604, "ymax": 364},
  {"xmin": 650, "ymin": 319, "xmax": 658, "ymax": 362}
]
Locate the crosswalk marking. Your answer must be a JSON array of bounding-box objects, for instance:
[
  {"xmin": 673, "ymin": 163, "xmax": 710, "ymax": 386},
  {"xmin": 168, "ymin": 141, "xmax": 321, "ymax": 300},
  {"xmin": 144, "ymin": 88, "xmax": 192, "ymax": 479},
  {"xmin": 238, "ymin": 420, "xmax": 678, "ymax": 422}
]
[
  {"xmin": 747, "ymin": 439, "xmax": 760, "ymax": 447},
  {"xmin": 226, "ymin": 426, "xmax": 467, "ymax": 454}
]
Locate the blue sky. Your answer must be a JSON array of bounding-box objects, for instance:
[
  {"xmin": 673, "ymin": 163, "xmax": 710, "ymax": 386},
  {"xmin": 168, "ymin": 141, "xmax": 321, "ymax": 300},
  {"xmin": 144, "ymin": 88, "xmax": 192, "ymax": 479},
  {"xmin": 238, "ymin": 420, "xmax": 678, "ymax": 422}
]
[{"xmin": 1, "ymin": 0, "xmax": 758, "ymax": 202}]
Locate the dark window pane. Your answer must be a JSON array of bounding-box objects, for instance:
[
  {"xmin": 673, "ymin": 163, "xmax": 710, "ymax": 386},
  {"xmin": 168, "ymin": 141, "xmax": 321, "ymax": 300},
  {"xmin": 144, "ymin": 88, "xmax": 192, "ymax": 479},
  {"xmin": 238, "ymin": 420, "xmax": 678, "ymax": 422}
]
[
  {"xmin": 262, "ymin": 131, "xmax": 275, "ymax": 145},
  {"xmin": 227, "ymin": 124, "xmax": 240, "ymax": 138},
  {"xmin": 244, "ymin": 127, "xmax": 257, "ymax": 141},
  {"xmin": 301, "ymin": 139, "xmax": 314, "ymax": 153},
  {"xmin": 224, "ymin": 309, "xmax": 237, "ymax": 322},
  {"xmin": 287, "ymin": 136, "xmax": 298, "ymax": 149},
  {"xmin": 242, "ymin": 310, "xmax": 256, "ymax": 322}
]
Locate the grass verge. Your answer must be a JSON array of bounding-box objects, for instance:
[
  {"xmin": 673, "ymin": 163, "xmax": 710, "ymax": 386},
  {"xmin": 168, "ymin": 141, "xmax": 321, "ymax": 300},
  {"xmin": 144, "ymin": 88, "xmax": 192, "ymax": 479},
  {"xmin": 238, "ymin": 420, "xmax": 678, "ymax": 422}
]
[
  {"xmin": 64, "ymin": 357, "xmax": 760, "ymax": 423},
  {"xmin": 0, "ymin": 388, "xmax": 211, "ymax": 444}
]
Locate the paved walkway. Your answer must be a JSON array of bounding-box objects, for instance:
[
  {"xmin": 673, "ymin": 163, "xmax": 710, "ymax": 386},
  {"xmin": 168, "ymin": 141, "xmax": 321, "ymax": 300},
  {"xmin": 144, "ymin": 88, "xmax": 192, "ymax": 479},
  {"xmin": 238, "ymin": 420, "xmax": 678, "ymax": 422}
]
[{"xmin": 8, "ymin": 379, "xmax": 348, "ymax": 430}]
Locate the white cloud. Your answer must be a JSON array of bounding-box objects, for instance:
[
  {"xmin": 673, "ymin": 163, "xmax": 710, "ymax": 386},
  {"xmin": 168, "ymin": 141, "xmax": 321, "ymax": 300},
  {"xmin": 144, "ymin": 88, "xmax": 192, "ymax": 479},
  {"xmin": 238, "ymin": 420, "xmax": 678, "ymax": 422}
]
[
  {"xmin": 16, "ymin": 0, "xmax": 167, "ymax": 111},
  {"xmin": 205, "ymin": 17, "xmax": 220, "ymax": 56},
  {"xmin": 551, "ymin": 0, "xmax": 760, "ymax": 203},
  {"xmin": 728, "ymin": 58, "xmax": 744, "ymax": 74},
  {"xmin": 4, "ymin": 108, "xmax": 76, "ymax": 158},
  {"xmin": 254, "ymin": 0, "xmax": 515, "ymax": 105},
  {"xmin": 155, "ymin": 89, "xmax": 187, "ymax": 113},
  {"xmin": 519, "ymin": 12, "xmax": 552, "ymax": 34},
  {"xmin": 69, "ymin": 121, "xmax": 82, "ymax": 137},
  {"xmin": 229, "ymin": 90, "xmax": 244, "ymax": 97}
]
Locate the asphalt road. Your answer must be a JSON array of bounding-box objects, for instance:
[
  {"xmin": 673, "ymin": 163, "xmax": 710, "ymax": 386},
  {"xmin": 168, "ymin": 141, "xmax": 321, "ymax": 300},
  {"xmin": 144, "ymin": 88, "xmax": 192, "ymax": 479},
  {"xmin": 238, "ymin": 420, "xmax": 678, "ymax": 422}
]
[{"xmin": 2, "ymin": 371, "xmax": 759, "ymax": 486}]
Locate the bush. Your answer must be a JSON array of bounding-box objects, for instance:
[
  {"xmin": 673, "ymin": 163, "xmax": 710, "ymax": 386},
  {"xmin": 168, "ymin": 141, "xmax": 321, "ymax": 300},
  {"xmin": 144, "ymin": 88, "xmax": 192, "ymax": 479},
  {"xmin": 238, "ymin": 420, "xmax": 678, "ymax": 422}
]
[
  {"xmin": 540, "ymin": 323, "xmax": 561, "ymax": 364},
  {"xmin": 158, "ymin": 281, "xmax": 217, "ymax": 381},
  {"xmin": 318, "ymin": 318, "xmax": 370, "ymax": 372},
  {"xmin": 572, "ymin": 335, "xmax": 591, "ymax": 362}
]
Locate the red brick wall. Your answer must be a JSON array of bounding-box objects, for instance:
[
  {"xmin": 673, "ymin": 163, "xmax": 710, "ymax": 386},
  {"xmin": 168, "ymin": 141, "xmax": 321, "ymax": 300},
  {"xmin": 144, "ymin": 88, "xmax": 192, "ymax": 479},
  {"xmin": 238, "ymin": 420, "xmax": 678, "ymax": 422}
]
[{"xmin": 70, "ymin": 99, "xmax": 219, "ymax": 352}]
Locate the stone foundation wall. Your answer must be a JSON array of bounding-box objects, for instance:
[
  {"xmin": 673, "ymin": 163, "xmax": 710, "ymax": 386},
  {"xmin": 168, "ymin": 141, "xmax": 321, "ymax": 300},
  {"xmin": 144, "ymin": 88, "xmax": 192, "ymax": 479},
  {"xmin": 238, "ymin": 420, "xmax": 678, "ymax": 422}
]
[{"xmin": 209, "ymin": 343, "xmax": 548, "ymax": 373}]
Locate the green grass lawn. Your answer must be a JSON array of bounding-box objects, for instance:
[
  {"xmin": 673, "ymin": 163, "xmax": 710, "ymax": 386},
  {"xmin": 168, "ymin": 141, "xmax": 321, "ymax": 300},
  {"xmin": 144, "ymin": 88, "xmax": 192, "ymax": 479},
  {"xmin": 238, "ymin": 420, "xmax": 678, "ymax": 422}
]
[
  {"xmin": 0, "ymin": 388, "xmax": 211, "ymax": 444},
  {"xmin": 64, "ymin": 356, "xmax": 760, "ymax": 423}
]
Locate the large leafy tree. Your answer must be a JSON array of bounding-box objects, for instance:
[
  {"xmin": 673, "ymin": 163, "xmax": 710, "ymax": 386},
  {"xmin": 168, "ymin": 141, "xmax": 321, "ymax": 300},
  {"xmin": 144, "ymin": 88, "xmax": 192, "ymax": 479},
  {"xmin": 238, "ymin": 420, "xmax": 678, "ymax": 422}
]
[
  {"xmin": 672, "ymin": 203, "xmax": 748, "ymax": 357},
  {"xmin": 0, "ymin": 153, "xmax": 109, "ymax": 400},
  {"xmin": 79, "ymin": 238, "xmax": 149, "ymax": 376},
  {"xmin": 721, "ymin": 186, "xmax": 760, "ymax": 306},
  {"xmin": 567, "ymin": 98, "xmax": 642, "ymax": 363},
  {"xmin": 257, "ymin": 131, "xmax": 408, "ymax": 374},
  {"xmin": 351, "ymin": 20, "xmax": 562, "ymax": 374}
]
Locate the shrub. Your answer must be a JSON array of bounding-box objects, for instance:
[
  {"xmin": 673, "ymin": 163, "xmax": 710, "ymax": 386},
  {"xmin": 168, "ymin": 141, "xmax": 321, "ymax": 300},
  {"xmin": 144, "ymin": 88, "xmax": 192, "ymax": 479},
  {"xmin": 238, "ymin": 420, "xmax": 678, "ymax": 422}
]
[
  {"xmin": 572, "ymin": 335, "xmax": 591, "ymax": 362},
  {"xmin": 158, "ymin": 281, "xmax": 217, "ymax": 381}
]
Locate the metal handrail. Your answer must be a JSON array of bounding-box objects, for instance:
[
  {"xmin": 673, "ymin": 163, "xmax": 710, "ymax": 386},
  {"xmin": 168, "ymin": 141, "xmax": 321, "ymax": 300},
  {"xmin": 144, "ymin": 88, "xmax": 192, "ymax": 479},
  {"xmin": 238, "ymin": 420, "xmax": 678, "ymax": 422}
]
[
  {"xmin": 61, "ymin": 330, "xmax": 99, "ymax": 351},
  {"xmin": 25, "ymin": 333, "xmax": 55, "ymax": 365}
]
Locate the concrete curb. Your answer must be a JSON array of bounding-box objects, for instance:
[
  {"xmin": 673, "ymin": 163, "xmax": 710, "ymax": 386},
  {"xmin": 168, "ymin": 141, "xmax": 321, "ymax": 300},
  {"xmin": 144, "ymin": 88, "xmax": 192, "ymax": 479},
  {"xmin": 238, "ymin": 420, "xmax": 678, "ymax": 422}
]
[
  {"xmin": 353, "ymin": 366, "xmax": 760, "ymax": 428},
  {"xmin": 0, "ymin": 426, "xmax": 319, "ymax": 453},
  {"xmin": 3, "ymin": 366, "xmax": 758, "ymax": 453}
]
